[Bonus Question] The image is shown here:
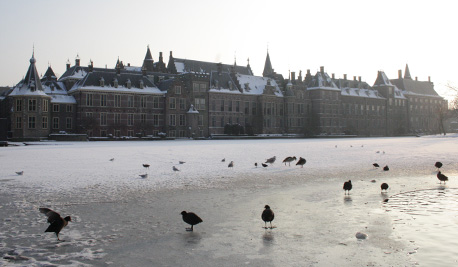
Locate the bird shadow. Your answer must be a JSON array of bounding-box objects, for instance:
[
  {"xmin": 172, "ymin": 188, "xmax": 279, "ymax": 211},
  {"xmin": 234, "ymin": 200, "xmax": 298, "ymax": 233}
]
[
  {"xmin": 343, "ymin": 195, "xmax": 352, "ymax": 204},
  {"xmin": 182, "ymin": 231, "xmax": 202, "ymax": 245},
  {"xmin": 262, "ymin": 231, "xmax": 274, "ymax": 246}
]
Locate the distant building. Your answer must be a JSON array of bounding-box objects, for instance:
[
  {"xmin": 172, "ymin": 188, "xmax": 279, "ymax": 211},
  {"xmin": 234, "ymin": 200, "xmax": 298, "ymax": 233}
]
[{"xmin": 0, "ymin": 47, "xmax": 447, "ymax": 141}]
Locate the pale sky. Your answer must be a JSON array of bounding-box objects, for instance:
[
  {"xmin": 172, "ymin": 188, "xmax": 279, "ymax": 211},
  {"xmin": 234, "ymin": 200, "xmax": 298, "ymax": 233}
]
[{"xmin": 1, "ymin": 0, "xmax": 457, "ymax": 100}]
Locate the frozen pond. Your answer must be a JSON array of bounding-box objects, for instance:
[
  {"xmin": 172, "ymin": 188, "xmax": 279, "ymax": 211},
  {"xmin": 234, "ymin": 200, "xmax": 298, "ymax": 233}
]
[{"xmin": 0, "ymin": 136, "xmax": 457, "ymax": 266}]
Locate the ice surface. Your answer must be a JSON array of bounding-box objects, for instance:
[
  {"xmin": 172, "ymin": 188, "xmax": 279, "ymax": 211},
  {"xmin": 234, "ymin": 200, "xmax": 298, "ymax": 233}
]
[{"xmin": 1, "ymin": 135, "xmax": 457, "ymax": 266}]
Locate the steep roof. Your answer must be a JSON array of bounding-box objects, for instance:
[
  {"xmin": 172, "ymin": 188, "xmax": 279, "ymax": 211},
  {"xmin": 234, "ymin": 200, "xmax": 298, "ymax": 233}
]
[
  {"xmin": 9, "ymin": 53, "xmax": 48, "ymax": 97},
  {"xmin": 262, "ymin": 51, "xmax": 273, "ymax": 77},
  {"xmin": 404, "ymin": 64, "xmax": 412, "ymax": 79},
  {"xmin": 373, "ymin": 71, "xmax": 393, "ymax": 87},
  {"xmin": 307, "ymin": 70, "xmax": 340, "ymax": 91},
  {"xmin": 390, "ymin": 78, "xmax": 439, "ymax": 97},
  {"xmin": 169, "ymin": 57, "xmax": 252, "ymax": 75},
  {"xmin": 234, "ymin": 73, "xmax": 283, "ymax": 97}
]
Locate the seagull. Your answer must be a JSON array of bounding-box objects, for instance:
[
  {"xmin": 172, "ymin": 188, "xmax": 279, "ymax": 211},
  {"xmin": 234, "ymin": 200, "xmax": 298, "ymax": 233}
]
[
  {"xmin": 228, "ymin": 161, "xmax": 234, "ymax": 168},
  {"xmin": 221, "ymin": 158, "xmax": 225, "ymax": 162},
  {"xmin": 381, "ymin": 183, "xmax": 389, "ymax": 192},
  {"xmin": 262, "ymin": 205, "xmax": 275, "ymax": 229},
  {"xmin": 376, "ymin": 151, "xmax": 380, "ymax": 154},
  {"xmin": 265, "ymin": 156, "xmax": 276, "ymax": 165},
  {"xmin": 383, "ymin": 165, "xmax": 389, "ymax": 171},
  {"xmin": 139, "ymin": 173, "xmax": 148, "ymax": 179},
  {"xmin": 282, "ymin": 156, "xmax": 297, "ymax": 166},
  {"xmin": 181, "ymin": 211, "xmax": 203, "ymax": 231},
  {"xmin": 179, "ymin": 161, "xmax": 186, "ymax": 164},
  {"xmin": 262, "ymin": 163, "xmax": 268, "ymax": 167},
  {"xmin": 343, "ymin": 180, "xmax": 352, "ymax": 195},
  {"xmin": 109, "ymin": 158, "xmax": 114, "ymax": 161},
  {"xmin": 373, "ymin": 163, "xmax": 380, "ymax": 168},
  {"xmin": 296, "ymin": 157, "xmax": 306, "ymax": 168},
  {"xmin": 39, "ymin": 208, "xmax": 71, "ymax": 241},
  {"xmin": 435, "ymin": 161, "xmax": 443, "ymax": 169},
  {"xmin": 173, "ymin": 166, "xmax": 180, "ymax": 172},
  {"xmin": 143, "ymin": 164, "xmax": 150, "ymax": 169},
  {"xmin": 16, "ymin": 171, "xmax": 24, "ymax": 175},
  {"xmin": 255, "ymin": 163, "xmax": 258, "ymax": 168},
  {"xmin": 437, "ymin": 171, "xmax": 448, "ymax": 184}
]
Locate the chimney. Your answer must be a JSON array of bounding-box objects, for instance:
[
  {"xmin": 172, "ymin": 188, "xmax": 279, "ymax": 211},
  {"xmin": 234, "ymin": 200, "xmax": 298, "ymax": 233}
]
[
  {"xmin": 320, "ymin": 66, "xmax": 324, "ymax": 73},
  {"xmin": 217, "ymin": 62, "xmax": 222, "ymax": 75},
  {"xmin": 170, "ymin": 51, "xmax": 173, "ymax": 58},
  {"xmin": 332, "ymin": 73, "xmax": 335, "ymax": 79},
  {"xmin": 344, "ymin": 74, "xmax": 347, "ymax": 80},
  {"xmin": 398, "ymin": 70, "xmax": 402, "ymax": 79},
  {"xmin": 291, "ymin": 71, "xmax": 295, "ymax": 81},
  {"xmin": 415, "ymin": 76, "xmax": 418, "ymax": 81},
  {"xmin": 159, "ymin": 52, "xmax": 163, "ymax": 63},
  {"xmin": 358, "ymin": 76, "xmax": 361, "ymax": 82},
  {"xmin": 66, "ymin": 59, "xmax": 70, "ymax": 70},
  {"xmin": 428, "ymin": 76, "xmax": 431, "ymax": 82},
  {"xmin": 75, "ymin": 56, "xmax": 80, "ymax": 67},
  {"xmin": 116, "ymin": 63, "xmax": 121, "ymax": 75},
  {"xmin": 307, "ymin": 69, "xmax": 311, "ymax": 76},
  {"xmin": 88, "ymin": 60, "xmax": 93, "ymax": 72},
  {"xmin": 298, "ymin": 70, "xmax": 302, "ymax": 81},
  {"xmin": 353, "ymin": 76, "xmax": 356, "ymax": 81},
  {"xmin": 128, "ymin": 63, "xmax": 131, "ymax": 67}
]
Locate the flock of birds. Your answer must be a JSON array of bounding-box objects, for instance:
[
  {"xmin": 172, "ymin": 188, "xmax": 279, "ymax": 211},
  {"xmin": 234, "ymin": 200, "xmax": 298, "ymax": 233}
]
[{"xmin": 14, "ymin": 147, "xmax": 449, "ymax": 240}]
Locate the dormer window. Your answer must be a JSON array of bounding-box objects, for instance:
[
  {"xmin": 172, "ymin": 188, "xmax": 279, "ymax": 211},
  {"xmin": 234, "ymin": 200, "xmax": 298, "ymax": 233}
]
[
  {"xmin": 113, "ymin": 78, "xmax": 118, "ymax": 88},
  {"xmin": 100, "ymin": 77, "xmax": 105, "ymax": 87},
  {"xmin": 139, "ymin": 80, "xmax": 144, "ymax": 89},
  {"xmin": 126, "ymin": 79, "xmax": 131, "ymax": 89}
]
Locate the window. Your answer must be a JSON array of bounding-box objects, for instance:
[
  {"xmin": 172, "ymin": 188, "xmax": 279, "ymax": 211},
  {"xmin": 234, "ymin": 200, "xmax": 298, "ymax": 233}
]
[
  {"xmin": 86, "ymin": 94, "xmax": 93, "ymax": 106},
  {"xmin": 179, "ymin": 114, "xmax": 186, "ymax": 126},
  {"xmin": 200, "ymin": 83, "xmax": 207, "ymax": 92},
  {"xmin": 220, "ymin": 100, "xmax": 224, "ymax": 111},
  {"xmin": 100, "ymin": 113, "xmax": 107, "ymax": 126},
  {"xmin": 16, "ymin": 116, "xmax": 22, "ymax": 129},
  {"xmin": 141, "ymin": 96, "xmax": 147, "ymax": 108},
  {"xmin": 220, "ymin": 116, "xmax": 224, "ymax": 127},
  {"xmin": 128, "ymin": 95, "xmax": 134, "ymax": 107},
  {"xmin": 195, "ymin": 98, "xmax": 205, "ymax": 110},
  {"xmin": 175, "ymin": 85, "xmax": 182, "ymax": 95},
  {"xmin": 114, "ymin": 95, "xmax": 121, "ymax": 107},
  {"xmin": 28, "ymin": 116, "xmax": 36, "ymax": 128},
  {"xmin": 244, "ymin": 102, "xmax": 249, "ymax": 114},
  {"xmin": 42, "ymin": 117, "xmax": 48, "ymax": 129},
  {"xmin": 53, "ymin": 104, "xmax": 59, "ymax": 112},
  {"xmin": 66, "ymin": 118, "xmax": 72, "ymax": 129},
  {"xmin": 211, "ymin": 116, "xmax": 216, "ymax": 127},
  {"xmin": 179, "ymin": 130, "xmax": 186, "ymax": 137},
  {"xmin": 100, "ymin": 130, "xmax": 107, "ymax": 137},
  {"xmin": 169, "ymin": 130, "xmax": 176, "ymax": 137},
  {"xmin": 153, "ymin": 114, "xmax": 159, "ymax": 126},
  {"xmin": 127, "ymin": 130, "xmax": 134, "ymax": 137},
  {"xmin": 52, "ymin": 117, "xmax": 59, "ymax": 129},
  {"xmin": 16, "ymin": 99, "xmax": 22, "ymax": 112},
  {"xmin": 252, "ymin": 102, "xmax": 256, "ymax": 115},
  {"xmin": 228, "ymin": 100, "xmax": 232, "ymax": 112},
  {"xmin": 141, "ymin": 113, "xmax": 147, "ymax": 123},
  {"xmin": 198, "ymin": 115, "xmax": 204, "ymax": 126},
  {"xmin": 153, "ymin": 97, "xmax": 160, "ymax": 109},
  {"xmin": 28, "ymin": 99, "xmax": 37, "ymax": 111},
  {"xmin": 66, "ymin": 105, "xmax": 72, "ymax": 112},
  {"xmin": 86, "ymin": 112, "xmax": 93, "ymax": 117},
  {"xmin": 43, "ymin": 99, "xmax": 49, "ymax": 112},
  {"xmin": 193, "ymin": 83, "xmax": 200, "ymax": 92},
  {"xmin": 169, "ymin": 114, "xmax": 176, "ymax": 126},
  {"xmin": 114, "ymin": 113, "xmax": 121, "ymax": 124},
  {"xmin": 235, "ymin": 101, "xmax": 240, "ymax": 112},
  {"xmin": 128, "ymin": 114, "xmax": 134, "ymax": 126},
  {"xmin": 179, "ymin": 98, "xmax": 186, "ymax": 110},
  {"xmin": 100, "ymin": 94, "xmax": 107, "ymax": 107},
  {"xmin": 169, "ymin": 97, "xmax": 176, "ymax": 109}
]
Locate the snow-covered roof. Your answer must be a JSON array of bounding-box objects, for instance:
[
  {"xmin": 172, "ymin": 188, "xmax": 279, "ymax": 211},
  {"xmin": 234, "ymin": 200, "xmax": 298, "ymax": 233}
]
[
  {"xmin": 50, "ymin": 95, "xmax": 77, "ymax": 104},
  {"xmin": 373, "ymin": 71, "xmax": 393, "ymax": 87},
  {"xmin": 307, "ymin": 71, "xmax": 340, "ymax": 91},
  {"xmin": 9, "ymin": 82, "xmax": 49, "ymax": 97},
  {"xmin": 235, "ymin": 74, "xmax": 283, "ymax": 97},
  {"xmin": 341, "ymin": 88, "xmax": 385, "ymax": 99}
]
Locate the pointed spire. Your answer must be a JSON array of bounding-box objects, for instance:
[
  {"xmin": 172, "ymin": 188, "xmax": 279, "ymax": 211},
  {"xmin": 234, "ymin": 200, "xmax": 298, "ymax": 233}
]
[
  {"xmin": 404, "ymin": 64, "xmax": 412, "ymax": 79},
  {"xmin": 24, "ymin": 49, "xmax": 43, "ymax": 91},
  {"xmin": 142, "ymin": 45, "xmax": 154, "ymax": 71},
  {"xmin": 262, "ymin": 50, "xmax": 274, "ymax": 77}
]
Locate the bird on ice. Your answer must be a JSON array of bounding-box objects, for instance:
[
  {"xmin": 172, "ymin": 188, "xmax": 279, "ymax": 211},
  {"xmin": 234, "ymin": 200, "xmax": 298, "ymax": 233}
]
[
  {"xmin": 254, "ymin": 163, "xmax": 258, "ymax": 168},
  {"xmin": 109, "ymin": 158, "xmax": 114, "ymax": 161},
  {"xmin": 262, "ymin": 205, "xmax": 275, "ymax": 229},
  {"xmin": 261, "ymin": 163, "xmax": 268, "ymax": 168},
  {"xmin": 173, "ymin": 166, "xmax": 180, "ymax": 172},
  {"xmin": 373, "ymin": 163, "xmax": 380, "ymax": 168},
  {"xmin": 228, "ymin": 161, "xmax": 234, "ymax": 168},
  {"xmin": 265, "ymin": 156, "xmax": 276, "ymax": 165},
  {"xmin": 16, "ymin": 171, "xmax": 24, "ymax": 175},
  {"xmin": 282, "ymin": 156, "xmax": 297, "ymax": 166},
  {"xmin": 296, "ymin": 157, "xmax": 306, "ymax": 168},
  {"xmin": 221, "ymin": 158, "xmax": 225, "ymax": 162},
  {"xmin": 143, "ymin": 164, "xmax": 150, "ymax": 169},
  {"xmin": 381, "ymin": 183, "xmax": 389, "ymax": 192},
  {"xmin": 437, "ymin": 171, "xmax": 448, "ymax": 184},
  {"xmin": 179, "ymin": 161, "xmax": 186, "ymax": 164},
  {"xmin": 181, "ymin": 211, "xmax": 203, "ymax": 231},
  {"xmin": 139, "ymin": 173, "xmax": 148, "ymax": 179},
  {"xmin": 39, "ymin": 208, "xmax": 71, "ymax": 241},
  {"xmin": 343, "ymin": 180, "xmax": 352, "ymax": 194},
  {"xmin": 383, "ymin": 165, "xmax": 389, "ymax": 171},
  {"xmin": 435, "ymin": 161, "xmax": 443, "ymax": 169}
]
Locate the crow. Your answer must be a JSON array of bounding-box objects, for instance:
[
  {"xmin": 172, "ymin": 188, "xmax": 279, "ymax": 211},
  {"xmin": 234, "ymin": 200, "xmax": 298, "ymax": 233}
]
[
  {"xmin": 262, "ymin": 205, "xmax": 275, "ymax": 229},
  {"xmin": 381, "ymin": 183, "xmax": 389, "ymax": 191},
  {"xmin": 383, "ymin": 165, "xmax": 389, "ymax": 171},
  {"xmin": 39, "ymin": 208, "xmax": 71, "ymax": 241},
  {"xmin": 343, "ymin": 180, "xmax": 352, "ymax": 194},
  {"xmin": 181, "ymin": 211, "xmax": 203, "ymax": 231}
]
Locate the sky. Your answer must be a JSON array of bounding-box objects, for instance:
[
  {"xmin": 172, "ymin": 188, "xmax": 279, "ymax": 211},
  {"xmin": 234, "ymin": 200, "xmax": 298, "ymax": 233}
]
[{"xmin": 1, "ymin": 0, "xmax": 457, "ymax": 101}]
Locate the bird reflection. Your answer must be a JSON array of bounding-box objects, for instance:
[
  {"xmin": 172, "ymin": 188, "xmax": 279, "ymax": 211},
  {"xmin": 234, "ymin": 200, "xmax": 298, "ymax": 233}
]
[
  {"xmin": 262, "ymin": 231, "xmax": 274, "ymax": 246},
  {"xmin": 344, "ymin": 195, "xmax": 352, "ymax": 204}
]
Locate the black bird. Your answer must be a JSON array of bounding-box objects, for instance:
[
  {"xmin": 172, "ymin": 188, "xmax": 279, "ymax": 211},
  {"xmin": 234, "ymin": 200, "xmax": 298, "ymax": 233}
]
[
  {"xmin": 262, "ymin": 205, "xmax": 275, "ymax": 229},
  {"xmin": 265, "ymin": 156, "xmax": 276, "ymax": 165},
  {"xmin": 255, "ymin": 163, "xmax": 258, "ymax": 168},
  {"xmin": 221, "ymin": 158, "xmax": 225, "ymax": 162},
  {"xmin": 373, "ymin": 163, "xmax": 380, "ymax": 168},
  {"xmin": 343, "ymin": 180, "xmax": 352, "ymax": 194},
  {"xmin": 228, "ymin": 161, "xmax": 234, "ymax": 168},
  {"xmin": 296, "ymin": 157, "xmax": 306, "ymax": 168},
  {"xmin": 181, "ymin": 211, "xmax": 203, "ymax": 231},
  {"xmin": 381, "ymin": 183, "xmax": 389, "ymax": 191},
  {"xmin": 143, "ymin": 164, "xmax": 150, "ymax": 169},
  {"xmin": 383, "ymin": 165, "xmax": 389, "ymax": 171},
  {"xmin": 435, "ymin": 161, "xmax": 443, "ymax": 169},
  {"xmin": 282, "ymin": 156, "xmax": 297, "ymax": 166},
  {"xmin": 262, "ymin": 163, "xmax": 268, "ymax": 167},
  {"xmin": 437, "ymin": 171, "xmax": 448, "ymax": 184},
  {"xmin": 16, "ymin": 171, "xmax": 24, "ymax": 175},
  {"xmin": 39, "ymin": 208, "xmax": 71, "ymax": 241}
]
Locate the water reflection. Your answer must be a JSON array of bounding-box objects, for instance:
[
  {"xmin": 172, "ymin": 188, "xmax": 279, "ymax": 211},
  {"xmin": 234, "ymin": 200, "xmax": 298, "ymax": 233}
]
[
  {"xmin": 343, "ymin": 195, "xmax": 352, "ymax": 204},
  {"xmin": 182, "ymin": 231, "xmax": 202, "ymax": 245},
  {"xmin": 262, "ymin": 231, "xmax": 274, "ymax": 246}
]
